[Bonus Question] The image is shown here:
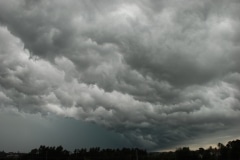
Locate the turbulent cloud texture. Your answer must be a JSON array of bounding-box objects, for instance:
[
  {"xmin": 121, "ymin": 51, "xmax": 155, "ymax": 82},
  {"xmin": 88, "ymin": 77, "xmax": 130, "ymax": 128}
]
[{"xmin": 0, "ymin": 0, "xmax": 240, "ymax": 150}]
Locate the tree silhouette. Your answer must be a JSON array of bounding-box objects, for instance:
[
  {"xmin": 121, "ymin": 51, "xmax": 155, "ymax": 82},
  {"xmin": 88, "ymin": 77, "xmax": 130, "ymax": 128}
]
[{"xmin": 2, "ymin": 139, "xmax": 240, "ymax": 160}]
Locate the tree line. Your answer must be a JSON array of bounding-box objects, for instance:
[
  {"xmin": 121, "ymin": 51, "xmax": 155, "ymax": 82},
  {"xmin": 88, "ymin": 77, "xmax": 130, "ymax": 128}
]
[{"xmin": 0, "ymin": 139, "xmax": 240, "ymax": 160}]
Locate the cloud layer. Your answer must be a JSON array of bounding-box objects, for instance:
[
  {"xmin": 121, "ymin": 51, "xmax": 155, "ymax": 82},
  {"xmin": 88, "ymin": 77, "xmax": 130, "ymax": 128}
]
[{"xmin": 0, "ymin": 0, "xmax": 240, "ymax": 150}]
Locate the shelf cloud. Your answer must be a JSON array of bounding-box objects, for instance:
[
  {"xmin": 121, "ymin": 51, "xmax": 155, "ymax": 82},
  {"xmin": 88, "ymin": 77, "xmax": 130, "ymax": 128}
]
[{"xmin": 0, "ymin": 0, "xmax": 240, "ymax": 150}]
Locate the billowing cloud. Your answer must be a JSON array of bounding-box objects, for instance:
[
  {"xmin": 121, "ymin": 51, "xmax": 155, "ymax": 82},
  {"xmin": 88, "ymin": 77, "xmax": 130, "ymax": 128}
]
[{"xmin": 0, "ymin": 0, "xmax": 240, "ymax": 150}]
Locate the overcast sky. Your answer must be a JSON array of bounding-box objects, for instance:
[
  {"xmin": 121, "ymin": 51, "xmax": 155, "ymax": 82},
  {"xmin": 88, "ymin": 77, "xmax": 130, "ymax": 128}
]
[{"xmin": 0, "ymin": 0, "xmax": 240, "ymax": 152}]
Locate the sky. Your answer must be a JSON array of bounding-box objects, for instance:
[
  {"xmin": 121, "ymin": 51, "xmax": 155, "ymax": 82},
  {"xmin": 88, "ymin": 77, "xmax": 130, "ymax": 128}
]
[{"xmin": 0, "ymin": 0, "xmax": 240, "ymax": 152}]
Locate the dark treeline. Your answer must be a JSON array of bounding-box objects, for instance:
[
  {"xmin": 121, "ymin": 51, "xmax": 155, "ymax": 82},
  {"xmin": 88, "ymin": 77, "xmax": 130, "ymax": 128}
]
[
  {"xmin": 0, "ymin": 146, "xmax": 147, "ymax": 160},
  {"xmin": 1, "ymin": 139, "xmax": 240, "ymax": 160}
]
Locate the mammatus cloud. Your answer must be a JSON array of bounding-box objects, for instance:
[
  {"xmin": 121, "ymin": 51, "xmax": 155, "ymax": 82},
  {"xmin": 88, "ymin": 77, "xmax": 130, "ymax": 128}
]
[{"xmin": 0, "ymin": 0, "xmax": 240, "ymax": 150}]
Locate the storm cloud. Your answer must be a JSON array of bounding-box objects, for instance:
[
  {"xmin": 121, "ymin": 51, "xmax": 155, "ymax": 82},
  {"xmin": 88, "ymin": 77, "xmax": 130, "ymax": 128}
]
[{"xmin": 0, "ymin": 0, "xmax": 240, "ymax": 150}]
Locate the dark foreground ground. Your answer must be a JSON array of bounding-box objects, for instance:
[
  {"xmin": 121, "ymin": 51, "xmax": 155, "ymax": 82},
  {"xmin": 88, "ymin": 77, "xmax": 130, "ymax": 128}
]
[{"xmin": 1, "ymin": 139, "xmax": 240, "ymax": 160}]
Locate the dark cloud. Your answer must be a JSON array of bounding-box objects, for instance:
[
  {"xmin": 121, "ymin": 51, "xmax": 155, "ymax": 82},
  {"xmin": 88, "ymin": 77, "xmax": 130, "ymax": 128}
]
[
  {"xmin": 0, "ymin": 0, "xmax": 240, "ymax": 151},
  {"xmin": 0, "ymin": 109, "xmax": 129, "ymax": 152}
]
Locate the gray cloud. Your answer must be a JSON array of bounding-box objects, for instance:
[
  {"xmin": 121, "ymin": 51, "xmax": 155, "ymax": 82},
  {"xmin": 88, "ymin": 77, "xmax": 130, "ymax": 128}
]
[{"xmin": 0, "ymin": 0, "xmax": 240, "ymax": 150}]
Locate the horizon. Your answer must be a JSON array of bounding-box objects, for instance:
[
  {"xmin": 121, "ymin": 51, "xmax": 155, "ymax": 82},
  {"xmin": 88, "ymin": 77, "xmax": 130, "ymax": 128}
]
[{"xmin": 1, "ymin": 138, "xmax": 240, "ymax": 153}]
